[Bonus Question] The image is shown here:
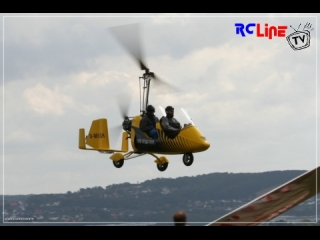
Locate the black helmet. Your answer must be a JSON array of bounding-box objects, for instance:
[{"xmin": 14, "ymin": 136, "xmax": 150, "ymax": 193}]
[
  {"xmin": 165, "ymin": 106, "xmax": 174, "ymax": 111},
  {"xmin": 146, "ymin": 105, "xmax": 155, "ymax": 112}
]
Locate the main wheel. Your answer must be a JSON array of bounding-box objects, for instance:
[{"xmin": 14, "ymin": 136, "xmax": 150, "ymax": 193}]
[
  {"xmin": 113, "ymin": 159, "xmax": 124, "ymax": 168},
  {"xmin": 183, "ymin": 153, "xmax": 194, "ymax": 166},
  {"xmin": 157, "ymin": 162, "xmax": 168, "ymax": 172}
]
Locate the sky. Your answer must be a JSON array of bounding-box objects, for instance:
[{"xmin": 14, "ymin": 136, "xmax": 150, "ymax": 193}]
[{"xmin": 1, "ymin": 13, "xmax": 319, "ymax": 195}]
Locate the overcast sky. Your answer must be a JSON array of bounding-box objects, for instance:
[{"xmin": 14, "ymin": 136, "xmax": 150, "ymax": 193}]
[{"xmin": 1, "ymin": 13, "xmax": 319, "ymax": 195}]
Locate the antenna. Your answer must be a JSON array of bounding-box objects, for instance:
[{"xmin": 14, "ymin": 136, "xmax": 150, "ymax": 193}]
[
  {"xmin": 290, "ymin": 25, "xmax": 297, "ymax": 32},
  {"xmin": 297, "ymin": 24, "xmax": 301, "ymax": 31},
  {"xmin": 290, "ymin": 23, "xmax": 301, "ymax": 32}
]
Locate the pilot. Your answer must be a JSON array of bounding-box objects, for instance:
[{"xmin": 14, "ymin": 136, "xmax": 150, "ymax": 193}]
[
  {"xmin": 161, "ymin": 106, "xmax": 181, "ymax": 139},
  {"xmin": 140, "ymin": 105, "xmax": 159, "ymax": 139}
]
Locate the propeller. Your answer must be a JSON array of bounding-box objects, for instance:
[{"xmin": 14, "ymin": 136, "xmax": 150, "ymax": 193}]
[
  {"xmin": 109, "ymin": 93, "xmax": 132, "ymax": 147},
  {"xmin": 116, "ymin": 93, "xmax": 132, "ymax": 119}
]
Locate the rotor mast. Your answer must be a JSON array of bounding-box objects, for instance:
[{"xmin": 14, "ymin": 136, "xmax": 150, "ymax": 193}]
[{"xmin": 140, "ymin": 68, "xmax": 154, "ymax": 115}]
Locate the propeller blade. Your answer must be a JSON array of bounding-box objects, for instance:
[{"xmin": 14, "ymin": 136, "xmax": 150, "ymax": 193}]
[
  {"xmin": 151, "ymin": 73, "xmax": 182, "ymax": 95},
  {"xmin": 108, "ymin": 23, "xmax": 148, "ymax": 71},
  {"xmin": 109, "ymin": 125, "xmax": 123, "ymax": 148},
  {"xmin": 112, "ymin": 92, "xmax": 132, "ymax": 148},
  {"xmin": 115, "ymin": 93, "xmax": 132, "ymax": 119}
]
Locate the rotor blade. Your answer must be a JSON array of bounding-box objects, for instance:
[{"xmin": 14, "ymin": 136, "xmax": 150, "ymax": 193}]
[
  {"xmin": 108, "ymin": 23, "xmax": 148, "ymax": 71},
  {"xmin": 151, "ymin": 73, "xmax": 182, "ymax": 95}
]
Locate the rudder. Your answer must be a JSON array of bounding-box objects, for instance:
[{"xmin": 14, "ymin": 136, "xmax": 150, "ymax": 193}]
[{"xmin": 85, "ymin": 118, "xmax": 110, "ymax": 149}]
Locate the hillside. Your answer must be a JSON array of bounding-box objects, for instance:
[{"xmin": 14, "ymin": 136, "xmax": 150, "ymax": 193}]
[{"xmin": 2, "ymin": 170, "xmax": 319, "ymax": 225}]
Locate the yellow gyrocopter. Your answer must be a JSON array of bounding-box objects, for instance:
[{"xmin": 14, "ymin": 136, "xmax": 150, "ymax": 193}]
[{"xmin": 79, "ymin": 23, "xmax": 210, "ymax": 172}]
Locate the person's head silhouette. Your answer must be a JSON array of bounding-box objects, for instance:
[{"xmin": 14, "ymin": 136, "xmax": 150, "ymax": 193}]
[{"xmin": 173, "ymin": 211, "xmax": 187, "ymax": 226}]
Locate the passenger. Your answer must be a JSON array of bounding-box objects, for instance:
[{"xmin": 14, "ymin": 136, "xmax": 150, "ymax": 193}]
[
  {"xmin": 139, "ymin": 105, "xmax": 159, "ymax": 139},
  {"xmin": 161, "ymin": 106, "xmax": 181, "ymax": 139}
]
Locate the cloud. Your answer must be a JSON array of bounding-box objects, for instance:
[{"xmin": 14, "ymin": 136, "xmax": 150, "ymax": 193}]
[
  {"xmin": 23, "ymin": 82, "xmax": 73, "ymax": 115},
  {"xmin": 5, "ymin": 129, "xmax": 39, "ymax": 143},
  {"xmin": 74, "ymin": 70, "xmax": 132, "ymax": 87}
]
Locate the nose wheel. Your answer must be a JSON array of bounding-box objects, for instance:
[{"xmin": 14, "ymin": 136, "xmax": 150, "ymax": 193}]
[
  {"xmin": 157, "ymin": 162, "xmax": 168, "ymax": 172},
  {"xmin": 183, "ymin": 153, "xmax": 194, "ymax": 166},
  {"xmin": 113, "ymin": 159, "xmax": 124, "ymax": 168}
]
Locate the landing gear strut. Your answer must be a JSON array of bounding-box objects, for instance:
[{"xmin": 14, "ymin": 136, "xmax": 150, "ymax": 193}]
[
  {"xmin": 183, "ymin": 153, "xmax": 194, "ymax": 166},
  {"xmin": 150, "ymin": 154, "xmax": 169, "ymax": 172}
]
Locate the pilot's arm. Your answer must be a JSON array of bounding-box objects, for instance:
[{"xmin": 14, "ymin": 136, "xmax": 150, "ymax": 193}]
[
  {"xmin": 175, "ymin": 118, "xmax": 182, "ymax": 129},
  {"xmin": 161, "ymin": 117, "xmax": 179, "ymax": 132},
  {"xmin": 140, "ymin": 116, "xmax": 154, "ymax": 133}
]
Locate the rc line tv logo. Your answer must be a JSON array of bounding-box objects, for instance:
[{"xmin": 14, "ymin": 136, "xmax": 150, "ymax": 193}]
[{"xmin": 234, "ymin": 22, "xmax": 313, "ymax": 51}]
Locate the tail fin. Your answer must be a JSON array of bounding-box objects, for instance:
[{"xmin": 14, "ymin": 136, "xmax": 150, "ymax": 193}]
[{"xmin": 85, "ymin": 118, "xmax": 110, "ymax": 149}]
